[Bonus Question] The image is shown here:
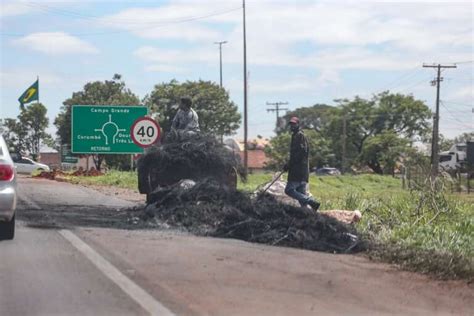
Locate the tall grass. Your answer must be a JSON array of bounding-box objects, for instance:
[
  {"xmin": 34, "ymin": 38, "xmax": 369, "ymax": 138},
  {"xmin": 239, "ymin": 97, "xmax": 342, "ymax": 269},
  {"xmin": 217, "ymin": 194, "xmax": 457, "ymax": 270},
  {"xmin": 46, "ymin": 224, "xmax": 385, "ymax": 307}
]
[
  {"xmin": 237, "ymin": 172, "xmax": 473, "ymax": 280},
  {"xmin": 326, "ymin": 176, "xmax": 473, "ymax": 280}
]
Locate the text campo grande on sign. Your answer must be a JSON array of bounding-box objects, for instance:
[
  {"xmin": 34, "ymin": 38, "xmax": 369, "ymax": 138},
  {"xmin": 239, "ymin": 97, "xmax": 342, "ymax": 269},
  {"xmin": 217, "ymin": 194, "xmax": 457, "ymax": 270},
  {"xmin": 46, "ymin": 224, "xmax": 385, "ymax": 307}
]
[{"xmin": 90, "ymin": 107, "xmax": 130, "ymax": 114}]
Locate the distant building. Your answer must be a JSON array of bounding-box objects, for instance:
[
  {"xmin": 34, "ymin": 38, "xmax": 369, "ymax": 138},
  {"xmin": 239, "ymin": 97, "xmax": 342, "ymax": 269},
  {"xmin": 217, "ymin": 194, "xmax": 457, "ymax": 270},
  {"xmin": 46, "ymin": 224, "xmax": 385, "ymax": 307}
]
[
  {"xmin": 38, "ymin": 145, "xmax": 96, "ymax": 170},
  {"xmin": 38, "ymin": 146, "xmax": 60, "ymax": 169},
  {"xmin": 224, "ymin": 138, "xmax": 270, "ymax": 172}
]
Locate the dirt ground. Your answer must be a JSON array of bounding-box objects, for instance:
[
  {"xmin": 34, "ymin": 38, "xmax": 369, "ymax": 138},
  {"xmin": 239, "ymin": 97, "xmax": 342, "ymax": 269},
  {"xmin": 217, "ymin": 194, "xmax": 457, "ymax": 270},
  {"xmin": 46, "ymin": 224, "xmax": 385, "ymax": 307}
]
[{"xmin": 79, "ymin": 183, "xmax": 146, "ymax": 203}]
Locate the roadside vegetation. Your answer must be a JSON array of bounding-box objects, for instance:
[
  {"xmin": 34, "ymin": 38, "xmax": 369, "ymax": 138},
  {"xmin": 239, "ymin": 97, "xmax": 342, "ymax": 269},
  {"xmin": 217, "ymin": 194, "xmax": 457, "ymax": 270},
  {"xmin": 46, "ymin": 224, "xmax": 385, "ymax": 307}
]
[
  {"xmin": 66, "ymin": 170, "xmax": 138, "ymax": 189},
  {"xmin": 67, "ymin": 170, "xmax": 473, "ymax": 281}
]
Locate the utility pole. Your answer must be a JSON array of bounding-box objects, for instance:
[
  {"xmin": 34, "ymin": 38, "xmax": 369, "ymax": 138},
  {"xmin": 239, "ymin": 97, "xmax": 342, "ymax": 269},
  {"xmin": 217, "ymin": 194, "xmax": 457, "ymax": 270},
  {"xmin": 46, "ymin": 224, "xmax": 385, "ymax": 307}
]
[
  {"xmin": 423, "ymin": 63, "xmax": 457, "ymax": 178},
  {"xmin": 242, "ymin": 0, "xmax": 248, "ymax": 173},
  {"xmin": 214, "ymin": 41, "xmax": 227, "ymax": 87},
  {"xmin": 266, "ymin": 101, "xmax": 289, "ymax": 129}
]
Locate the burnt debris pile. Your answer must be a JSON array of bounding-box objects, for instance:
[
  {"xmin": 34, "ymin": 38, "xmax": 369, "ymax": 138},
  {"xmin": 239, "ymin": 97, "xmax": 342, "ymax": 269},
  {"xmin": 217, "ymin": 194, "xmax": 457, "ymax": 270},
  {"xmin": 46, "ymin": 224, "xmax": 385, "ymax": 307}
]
[
  {"xmin": 142, "ymin": 180, "xmax": 364, "ymax": 253},
  {"xmin": 138, "ymin": 134, "xmax": 245, "ymax": 191}
]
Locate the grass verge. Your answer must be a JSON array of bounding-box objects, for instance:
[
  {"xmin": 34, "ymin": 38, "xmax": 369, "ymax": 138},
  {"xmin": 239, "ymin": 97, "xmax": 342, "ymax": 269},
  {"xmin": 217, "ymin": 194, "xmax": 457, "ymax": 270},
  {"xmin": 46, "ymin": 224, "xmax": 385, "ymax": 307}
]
[{"xmin": 65, "ymin": 170, "xmax": 138, "ymax": 189}]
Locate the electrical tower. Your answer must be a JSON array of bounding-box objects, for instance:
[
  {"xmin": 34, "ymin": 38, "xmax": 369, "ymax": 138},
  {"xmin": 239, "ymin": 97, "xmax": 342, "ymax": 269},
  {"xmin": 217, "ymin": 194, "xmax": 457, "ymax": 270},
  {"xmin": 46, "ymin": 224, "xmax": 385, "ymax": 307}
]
[
  {"xmin": 423, "ymin": 63, "xmax": 457, "ymax": 178},
  {"xmin": 266, "ymin": 101, "xmax": 289, "ymax": 129}
]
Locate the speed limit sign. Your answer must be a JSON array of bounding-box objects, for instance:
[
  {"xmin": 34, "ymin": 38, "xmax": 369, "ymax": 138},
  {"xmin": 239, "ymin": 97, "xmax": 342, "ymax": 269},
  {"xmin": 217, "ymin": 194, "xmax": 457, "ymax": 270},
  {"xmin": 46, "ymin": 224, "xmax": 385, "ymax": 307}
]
[{"xmin": 130, "ymin": 117, "xmax": 161, "ymax": 148}]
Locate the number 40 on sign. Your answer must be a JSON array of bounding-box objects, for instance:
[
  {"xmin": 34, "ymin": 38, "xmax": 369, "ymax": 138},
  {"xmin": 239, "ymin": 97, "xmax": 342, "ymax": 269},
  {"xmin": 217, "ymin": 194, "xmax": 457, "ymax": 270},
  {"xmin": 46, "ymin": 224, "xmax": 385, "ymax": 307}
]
[{"xmin": 130, "ymin": 117, "xmax": 161, "ymax": 148}]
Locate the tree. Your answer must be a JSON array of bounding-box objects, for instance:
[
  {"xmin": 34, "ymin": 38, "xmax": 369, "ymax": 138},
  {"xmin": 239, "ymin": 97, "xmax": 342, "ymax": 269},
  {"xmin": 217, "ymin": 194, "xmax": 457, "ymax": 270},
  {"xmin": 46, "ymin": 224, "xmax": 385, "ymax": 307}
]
[
  {"xmin": 281, "ymin": 103, "xmax": 333, "ymax": 133},
  {"xmin": 1, "ymin": 118, "xmax": 26, "ymax": 153},
  {"xmin": 453, "ymin": 132, "xmax": 474, "ymax": 144},
  {"xmin": 1, "ymin": 103, "xmax": 51, "ymax": 160},
  {"xmin": 265, "ymin": 92, "xmax": 432, "ymax": 174},
  {"xmin": 54, "ymin": 74, "xmax": 140, "ymax": 170},
  {"xmin": 144, "ymin": 80, "xmax": 241, "ymax": 137},
  {"xmin": 21, "ymin": 103, "xmax": 52, "ymax": 160},
  {"xmin": 439, "ymin": 134, "xmax": 454, "ymax": 151},
  {"xmin": 324, "ymin": 92, "xmax": 432, "ymax": 173},
  {"xmin": 439, "ymin": 132, "xmax": 474, "ymax": 151},
  {"xmin": 264, "ymin": 132, "xmax": 291, "ymax": 169},
  {"xmin": 360, "ymin": 131, "xmax": 409, "ymax": 175}
]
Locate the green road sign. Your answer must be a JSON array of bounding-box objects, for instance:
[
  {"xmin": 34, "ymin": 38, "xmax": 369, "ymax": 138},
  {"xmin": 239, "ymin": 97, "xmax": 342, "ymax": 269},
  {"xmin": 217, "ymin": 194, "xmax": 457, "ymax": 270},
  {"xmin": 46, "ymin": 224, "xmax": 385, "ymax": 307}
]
[{"xmin": 71, "ymin": 105, "xmax": 147, "ymax": 154}]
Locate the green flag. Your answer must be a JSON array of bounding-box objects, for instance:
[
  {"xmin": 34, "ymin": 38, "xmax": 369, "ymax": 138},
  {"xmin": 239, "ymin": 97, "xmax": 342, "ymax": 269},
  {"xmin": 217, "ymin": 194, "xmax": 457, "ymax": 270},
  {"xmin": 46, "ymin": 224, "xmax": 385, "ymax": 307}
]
[{"xmin": 18, "ymin": 79, "xmax": 39, "ymax": 108}]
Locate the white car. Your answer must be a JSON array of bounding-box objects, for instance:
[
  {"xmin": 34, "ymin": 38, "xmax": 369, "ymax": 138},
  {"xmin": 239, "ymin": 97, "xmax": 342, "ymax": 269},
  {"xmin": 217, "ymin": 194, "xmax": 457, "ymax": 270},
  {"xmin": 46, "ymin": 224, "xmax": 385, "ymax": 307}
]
[
  {"xmin": 0, "ymin": 135, "xmax": 17, "ymax": 240},
  {"xmin": 14, "ymin": 157, "xmax": 50, "ymax": 174}
]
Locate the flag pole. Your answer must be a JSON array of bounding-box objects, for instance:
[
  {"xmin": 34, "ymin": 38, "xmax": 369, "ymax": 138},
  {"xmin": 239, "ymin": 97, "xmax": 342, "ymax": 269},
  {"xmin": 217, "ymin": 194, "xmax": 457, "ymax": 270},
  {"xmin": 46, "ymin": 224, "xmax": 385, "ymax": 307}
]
[{"xmin": 37, "ymin": 75, "xmax": 39, "ymax": 104}]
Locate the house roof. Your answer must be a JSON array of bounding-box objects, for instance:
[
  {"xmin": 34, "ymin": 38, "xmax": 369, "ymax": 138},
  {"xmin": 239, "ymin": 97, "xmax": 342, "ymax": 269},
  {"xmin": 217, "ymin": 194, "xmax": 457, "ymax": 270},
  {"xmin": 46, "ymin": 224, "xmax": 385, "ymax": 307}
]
[
  {"xmin": 225, "ymin": 138, "xmax": 270, "ymax": 152},
  {"xmin": 40, "ymin": 145, "xmax": 58, "ymax": 153}
]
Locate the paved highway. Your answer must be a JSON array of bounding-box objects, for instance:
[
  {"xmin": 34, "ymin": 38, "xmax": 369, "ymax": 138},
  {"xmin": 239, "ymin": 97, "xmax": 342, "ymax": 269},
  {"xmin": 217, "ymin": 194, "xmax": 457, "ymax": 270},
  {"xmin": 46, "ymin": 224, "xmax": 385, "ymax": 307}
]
[{"xmin": 0, "ymin": 177, "xmax": 472, "ymax": 316}]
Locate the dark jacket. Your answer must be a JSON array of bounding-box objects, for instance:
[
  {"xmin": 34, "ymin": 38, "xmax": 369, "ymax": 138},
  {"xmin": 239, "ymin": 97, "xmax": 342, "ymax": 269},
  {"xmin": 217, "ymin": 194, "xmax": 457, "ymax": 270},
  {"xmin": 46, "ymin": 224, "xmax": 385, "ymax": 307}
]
[{"xmin": 288, "ymin": 129, "xmax": 309, "ymax": 182}]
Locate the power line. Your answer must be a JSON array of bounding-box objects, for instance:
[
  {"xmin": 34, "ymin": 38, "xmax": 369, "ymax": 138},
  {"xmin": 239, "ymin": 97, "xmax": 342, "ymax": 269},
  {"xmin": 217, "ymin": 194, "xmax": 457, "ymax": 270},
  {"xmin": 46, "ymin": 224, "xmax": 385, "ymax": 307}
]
[
  {"xmin": 1, "ymin": 7, "xmax": 242, "ymax": 37},
  {"xmin": 25, "ymin": 2, "xmax": 240, "ymax": 25},
  {"xmin": 377, "ymin": 66, "xmax": 423, "ymax": 92},
  {"xmin": 453, "ymin": 60, "xmax": 474, "ymax": 65},
  {"xmin": 440, "ymin": 101, "xmax": 472, "ymax": 128},
  {"xmin": 444, "ymin": 77, "xmax": 473, "ymax": 83},
  {"xmin": 442, "ymin": 101, "xmax": 473, "ymax": 108},
  {"xmin": 392, "ymin": 74, "xmax": 433, "ymax": 94},
  {"xmin": 24, "ymin": 2, "xmax": 117, "ymax": 22},
  {"xmin": 440, "ymin": 109, "xmax": 473, "ymax": 113},
  {"xmin": 376, "ymin": 60, "xmax": 472, "ymax": 94}
]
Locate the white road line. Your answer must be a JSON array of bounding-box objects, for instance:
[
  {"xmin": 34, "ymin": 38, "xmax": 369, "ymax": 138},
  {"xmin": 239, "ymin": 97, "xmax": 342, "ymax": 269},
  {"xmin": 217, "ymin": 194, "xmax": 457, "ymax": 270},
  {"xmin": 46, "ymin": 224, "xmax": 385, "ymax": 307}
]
[{"xmin": 59, "ymin": 230, "xmax": 175, "ymax": 316}]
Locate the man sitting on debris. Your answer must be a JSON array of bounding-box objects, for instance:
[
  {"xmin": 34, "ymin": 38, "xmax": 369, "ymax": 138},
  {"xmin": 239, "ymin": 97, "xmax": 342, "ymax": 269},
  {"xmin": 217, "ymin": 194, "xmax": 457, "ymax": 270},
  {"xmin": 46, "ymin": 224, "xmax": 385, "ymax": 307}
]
[
  {"xmin": 283, "ymin": 116, "xmax": 321, "ymax": 211},
  {"xmin": 171, "ymin": 96, "xmax": 200, "ymax": 138}
]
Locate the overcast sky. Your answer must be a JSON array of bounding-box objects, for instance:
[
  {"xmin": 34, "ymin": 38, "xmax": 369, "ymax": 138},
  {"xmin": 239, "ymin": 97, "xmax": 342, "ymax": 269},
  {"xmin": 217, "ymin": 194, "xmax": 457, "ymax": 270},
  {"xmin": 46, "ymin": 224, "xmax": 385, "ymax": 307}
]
[{"xmin": 1, "ymin": 0, "xmax": 472, "ymax": 140}]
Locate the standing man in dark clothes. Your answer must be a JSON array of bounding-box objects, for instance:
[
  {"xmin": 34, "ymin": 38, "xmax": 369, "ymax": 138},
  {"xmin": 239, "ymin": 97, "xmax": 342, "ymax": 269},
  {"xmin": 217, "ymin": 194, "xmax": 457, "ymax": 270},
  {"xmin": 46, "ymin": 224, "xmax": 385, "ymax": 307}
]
[{"xmin": 283, "ymin": 116, "xmax": 320, "ymax": 211}]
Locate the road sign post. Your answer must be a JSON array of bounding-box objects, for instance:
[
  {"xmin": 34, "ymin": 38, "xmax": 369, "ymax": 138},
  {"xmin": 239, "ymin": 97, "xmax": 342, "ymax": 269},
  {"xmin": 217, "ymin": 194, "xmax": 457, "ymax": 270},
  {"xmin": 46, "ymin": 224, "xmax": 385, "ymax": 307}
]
[{"xmin": 71, "ymin": 105, "xmax": 148, "ymax": 154}]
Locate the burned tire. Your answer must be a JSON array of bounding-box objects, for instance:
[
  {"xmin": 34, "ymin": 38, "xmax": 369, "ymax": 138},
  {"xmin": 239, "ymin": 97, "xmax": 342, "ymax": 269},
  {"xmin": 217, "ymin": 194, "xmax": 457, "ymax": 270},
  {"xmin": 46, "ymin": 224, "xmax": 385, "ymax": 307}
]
[{"xmin": 0, "ymin": 215, "xmax": 15, "ymax": 240}]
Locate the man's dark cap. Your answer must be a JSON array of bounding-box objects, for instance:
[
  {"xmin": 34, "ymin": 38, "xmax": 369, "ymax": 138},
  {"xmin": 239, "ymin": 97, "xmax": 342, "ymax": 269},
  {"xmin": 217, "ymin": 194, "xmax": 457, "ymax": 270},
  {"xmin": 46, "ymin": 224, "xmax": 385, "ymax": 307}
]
[{"xmin": 180, "ymin": 96, "xmax": 192, "ymax": 107}]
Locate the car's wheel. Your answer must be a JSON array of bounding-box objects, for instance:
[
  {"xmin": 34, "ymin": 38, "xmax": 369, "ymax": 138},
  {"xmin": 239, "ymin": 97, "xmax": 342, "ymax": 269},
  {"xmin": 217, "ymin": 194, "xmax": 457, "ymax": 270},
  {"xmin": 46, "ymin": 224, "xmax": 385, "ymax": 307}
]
[{"xmin": 0, "ymin": 214, "xmax": 15, "ymax": 240}]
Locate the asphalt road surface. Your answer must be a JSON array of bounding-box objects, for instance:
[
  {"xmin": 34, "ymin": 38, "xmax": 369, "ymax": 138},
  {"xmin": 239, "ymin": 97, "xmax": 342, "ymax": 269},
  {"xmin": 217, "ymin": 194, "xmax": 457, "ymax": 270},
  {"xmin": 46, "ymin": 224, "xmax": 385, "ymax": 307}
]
[{"xmin": 0, "ymin": 177, "xmax": 472, "ymax": 316}]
